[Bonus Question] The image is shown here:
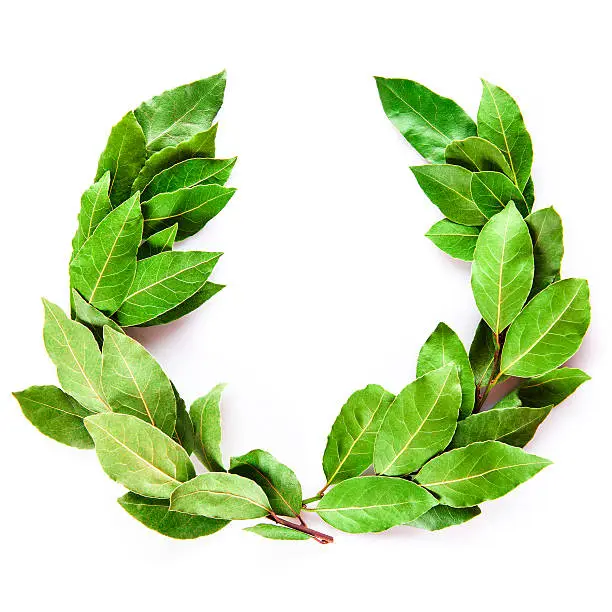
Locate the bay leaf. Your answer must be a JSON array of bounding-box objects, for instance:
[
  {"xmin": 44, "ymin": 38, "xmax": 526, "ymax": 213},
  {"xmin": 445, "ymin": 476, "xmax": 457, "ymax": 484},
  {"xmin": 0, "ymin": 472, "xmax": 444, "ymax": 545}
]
[
  {"xmin": 492, "ymin": 389, "xmax": 522, "ymax": 409},
  {"xmin": 69, "ymin": 192, "xmax": 143, "ymax": 314},
  {"xmin": 375, "ymin": 77, "xmax": 476, "ymax": 163},
  {"xmin": 445, "ymin": 136, "xmax": 511, "ymax": 175},
  {"xmin": 471, "ymin": 171, "xmax": 529, "ymax": 218},
  {"xmin": 316, "ymin": 475, "xmax": 437, "ymax": 533},
  {"xmin": 137, "ymin": 224, "xmax": 178, "ymax": 259},
  {"xmin": 170, "ymin": 472, "xmax": 271, "ymax": 520},
  {"xmin": 84, "ymin": 413, "xmax": 194, "ymax": 498},
  {"xmin": 477, "ymin": 80, "xmax": 533, "ymax": 191},
  {"xmin": 244, "ymin": 524, "xmax": 310, "ymax": 541},
  {"xmin": 13, "ymin": 385, "xmax": 94, "ymax": 449},
  {"xmin": 411, "ymin": 165, "xmax": 486, "ymax": 226},
  {"xmin": 142, "ymin": 184, "xmax": 236, "ymax": 240},
  {"xmin": 525, "ymin": 207, "xmax": 564, "ymax": 297},
  {"xmin": 407, "ymin": 505, "xmax": 481, "ymax": 531},
  {"xmin": 230, "ymin": 449, "xmax": 302, "ymax": 517},
  {"xmin": 95, "ymin": 111, "xmax": 146, "ymax": 206},
  {"xmin": 469, "ymin": 319, "xmax": 497, "ymax": 390},
  {"xmin": 71, "ymin": 172, "xmax": 112, "ymax": 255},
  {"xmin": 374, "ymin": 364, "xmax": 461, "ymax": 475},
  {"xmin": 172, "ymin": 386, "xmax": 196, "ymax": 456},
  {"xmin": 118, "ymin": 492, "xmax": 228, "ymax": 539},
  {"xmin": 190, "ymin": 383, "xmax": 226, "ymax": 472},
  {"xmin": 500, "ymin": 279, "xmax": 590, "ymax": 378},
  {"xmin": 425, "ymin": 219, "xmax": 480, "ymax": 261},
  {"xmin": 518, "ymin": 367, "xmax": 590, "ymax": 407},
  {"xmin": 71, "ymin": 289, "xmax": 123, "ymax": 345},
  {"xmin": 471, "ymin": 202, "xmax": 534, "ymax": 335},
  {"xmin": 416, "ymin": 322, "xmax": 475, "ymax": 419},
  {"xmin": 415, "ymin": 440, "xmax": 551, "ymax": 507},
  {"xmin": 115, "ymin": 250, "xmax": 221, "ymax": 327},
  {"xmin": 134, "ymin": 71, "xmax": 226, "ymax": 151},
  {"xmin": 101, "ymin": 327, "xmax": 176, "ymax": 436},
  {"xmin": 322, "ymin": 384, "xmax": 395, "ymax": 487},
  {"xmin": 523, "ymin": 176, "xmax": 535, "ymax": 211},
  {"xmin": 42, "ymin": 299, "xmax": 110, "ymax": 413}
]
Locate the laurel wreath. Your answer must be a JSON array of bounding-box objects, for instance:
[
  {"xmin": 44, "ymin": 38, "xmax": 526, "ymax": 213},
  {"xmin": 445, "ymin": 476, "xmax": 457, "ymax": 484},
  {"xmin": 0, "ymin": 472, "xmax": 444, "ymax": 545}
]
[{"xmin": 13, "ymin": 73, "xmax": 591, "ymax": 544}]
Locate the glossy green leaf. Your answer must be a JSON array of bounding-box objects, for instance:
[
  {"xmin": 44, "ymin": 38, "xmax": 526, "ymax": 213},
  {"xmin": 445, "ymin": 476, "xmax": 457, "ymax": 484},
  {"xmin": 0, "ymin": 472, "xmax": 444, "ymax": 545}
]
[
  {"xmin": 244, "ymin": 524, "xmax": 310, "ymax": 541},
  {"xmin": 85, "ymin": 413, "xmax": 194, "ymax": 498},
  {"xmin": 142, "ymin": 184, "xmax": 235, "ymax": 240},
  {"xmin": 415, "ymin": 441, "xmax": 551, "ymax": 507},
  {"xmin": 477, "ymin": 80, "xmax": 533, "ymax": 191},
  {"xmin": 230, "ymin": 450, "xmax": 302, "ymax": 518},
  {"xmin": 525, "ymin": 207, "xmax": 564, "ymax": 296},
  {"xmin": 139, "ymin": 282, "xmax": 224, "ymax": 327},
  {"xmin": 170, "ymin": 473, "xmax": 271, "ymax": 520},
  {"xmin": 95, "ymin": 111, "xmax": 146, "ymax": 206},
  {"xmin": 500, "ymin": 279, "xmax": 590, "ymax": 378},
  {"xmin": 101, "ymin": 327, "xmax": 176, "ymax": 436},
  {"xmin": 141, "ymin": 157, "xmax": 236, "ymax": 201},
  {"xmin": 471, "ymin": 171, "xmax": 529, "ymax": 218},
  {"xmin": 42, "ymin": 299, "xmax": 110, "ymax": 413},
  {"xmin": 416, "ymin": 323, "xmax": 475, "ymax": 419},
  {"xmin": 69, "ymin": 192, "xmax": 143, "ymax": 314},
  {"xmin": 449, "ymin": 406, "xmax": 552, "ymax": 449},
  {"xmin": 445, "ymin": 137, "xmax": 511, "ymax": 175},
  {"xmin": 425, "ymin": 219, "xmax": 479, "ymax": 261},
  {"xmin": 190, "ymin": 384, "xmax": 226, "ymax": 472},
  {"xmin": 411, "ymin": 165, "xmax": 486, "ymax": 226},
  {"xmin": 172, "ymin": 386, "xmax": 196, "ymax": 456},
  {"xmin": 71, "ymin": 289, "xmax": 123, "ymax": 344},
  {"xmin": 407, "ymin": 505, "xmax": 481, "ymax": 531},
  {"xmin": 316, "ymin": 476, "xmax": 437, "ymax": 534},
  {"xmin": 134, "ymin": 71, "xmax": 226, "ymax": 152},
  {"xmin": 131, "ymin": 124, "xmax": 218, "ymax": 194},
  {"xmin": 137, "ymin": 224, "xmax": 177, "ymax": 259},
  {"xmin": 322, "ymin": 384, "xmax": 395, "ymax": 487},
  {"xmin": 469, "ymin": 319, "xmax": 497, "ymax": 390},
  {"xmin": 374, "ymin": 364, "xmax": 461, "ymax": 475},
  {"xmin": 115, "ymin": 250, "xmax": 221, "ymax": 327},
  {"xmin": 72, "ymin": 172, "xmax": 112, "ymax": 255},
  {"xmin": 471, "ymin": 203, "xmax": 534, "ymax": 335},
  {"xmin": 492, "ymin": 389, "xmax": 522, "ymax": 409},
  {"xmin": 523, "ymin": 176, "xmax": 535, "ymax": 211},
  {"xmin": 375, "ymin": 77, "xmax": 476, "ymax": 163},
  {"xmin": 13, "ymin": 385, "xmax": 94, "ymax": 449},
  {"xmin": 518, "ymin": 367, "xmax": 590, "ymax": 407},
  {"xmin": 118, "ymin": 492, "xmax": 228, "ymax": 539}
]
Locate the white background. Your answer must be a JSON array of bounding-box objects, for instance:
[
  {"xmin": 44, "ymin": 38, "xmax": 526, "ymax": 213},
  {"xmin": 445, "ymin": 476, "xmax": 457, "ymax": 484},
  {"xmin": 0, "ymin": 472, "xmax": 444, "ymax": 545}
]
[{"xmin": 1, "ymin": 1, "xmax": 610, "ymax": 609}]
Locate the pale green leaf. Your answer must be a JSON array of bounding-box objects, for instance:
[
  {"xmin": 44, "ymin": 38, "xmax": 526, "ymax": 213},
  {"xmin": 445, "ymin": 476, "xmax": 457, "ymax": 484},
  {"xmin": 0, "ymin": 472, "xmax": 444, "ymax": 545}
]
[
  {"xmin": 72, "ymin": 172, "xmax": 112, "ymax": 255},
  {"xmin": 244, "ymin": 524, "xmax": 310, "ymax": 541},
  {"xmin": 137, "ymin": 224, "xmax": 178, "ymax": 259},
  {"xmin": 445, "ymin": 136, "xmax": 511, "ymax": 175},
  {"xmin": 471, "ymin": 171, "xmax": 529, "ymax": 218},
  {"xmin": 172, "ymin": 386, "xmax": 196, "ymax": 456},
  {"xmin": 425, "ymin": 219, "xmax": 479, "ymax": 261},
  {"xmin": 518, "ymin": 367, "xmax": 590, "ymax": 407},
  {"xmin": 190, "ymin": 383, "xmax": 226, "ymax": 472},
  {"xmin": 407, "ymin": 505, "xmax": 481, "ymax": 531},
  {"xmin": 71, "ymin": 289, "xmax": 124, "ymax": 344}
]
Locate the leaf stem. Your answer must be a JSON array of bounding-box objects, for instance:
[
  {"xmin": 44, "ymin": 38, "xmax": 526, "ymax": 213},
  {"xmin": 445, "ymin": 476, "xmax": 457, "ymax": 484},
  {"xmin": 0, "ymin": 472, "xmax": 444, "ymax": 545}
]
[
  {"xmin": 475, "ymin": 333, "xmax": 503, "ymax": 412},
  {"xmin": 302, "ymin": 493, "xmax": 324, "ymax": 506},
  {"xmin": 268, "ymin": 512, "xmax": 334, "ymax": 544}
]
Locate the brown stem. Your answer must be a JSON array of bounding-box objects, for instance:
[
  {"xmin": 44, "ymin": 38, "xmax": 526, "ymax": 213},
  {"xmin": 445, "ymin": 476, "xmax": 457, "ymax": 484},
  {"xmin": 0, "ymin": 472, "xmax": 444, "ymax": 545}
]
[
  {"xmin": 474, "ymin": 334, "xmax": 502, "ymax": 412},
  {"xmin": 269, "ymin": 512, "xmax": 334, "ymax": 544}
]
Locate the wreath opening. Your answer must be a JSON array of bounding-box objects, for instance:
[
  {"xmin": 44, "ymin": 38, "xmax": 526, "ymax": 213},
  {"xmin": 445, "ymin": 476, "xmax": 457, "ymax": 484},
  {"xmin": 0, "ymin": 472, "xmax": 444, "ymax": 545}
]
[{"xmin": 13, "ymin": 72, "xmax": 591, "ymax": 544}]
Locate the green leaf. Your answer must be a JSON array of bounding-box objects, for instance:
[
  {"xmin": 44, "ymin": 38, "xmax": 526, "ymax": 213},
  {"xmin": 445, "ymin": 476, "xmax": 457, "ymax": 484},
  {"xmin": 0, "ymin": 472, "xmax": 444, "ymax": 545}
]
[
  {"xmin": 131, "ymin": 125, "xmax": 218, "ymax": 194},
  {"xmin": 42, "ymin": 299, "xmax": 110, "ymax": 413},
  {"xmin": 477, "ymin": 80, "xmax": 533, "ymax": 191},
  {"xmin": 449, "ymin": 406, "xmax": 552, "ymax": 449},
  {"xmin": 322, "ymin": 384, "xmax": 395, "ymax": 487},
  {"xmin": 500, "ymin": 279, "xmax": 590, "ymax": 378},
  {"xmin": 139, "ymin": 282, "xmax": 224, "ymax": 327},
  {"xmin": 244, "ymin": 524, "xmax": 311, "ymax": 541},
  {"xmin": 142, "ymin": 184, "xmax": 235, "ymax": 241},
  {"xmin": 316, "ymin": 476, "xmax": 437, "ymax": 533},
  {"xmin": 141, "ymin": 157, "xmax": 236, "ymax": 201},
  {"xmin": 84, "ymin": 413, "xmax": 194, "ymax": 498},
  {"xmin": 71, "ymin": 289, "xmax": 124, "ymax": 344},
  {"xmin": 13, "ymin": 385, "xmax": 94, "ymax": 449},
  {"xmin": 230, "ymin": 450, "xmax": 302, "ymax": 517},
  {"xmin": 471, "ymin": 203, "xmax": 534, "ymax": 335},
  {"xmin": 518, "ymin": 367, "xmax": 590, "ymax": 407},
  {"xmin": 523, "ymin": 176, "xmax": 535, "ymax": 211},
  {"xmin": 492, "ymin": 389, "xmax": 522, "ymax": 409},
  {"xmin": 525, "ymin": 207, "xmax": 564, "ymax": 297},
  {"xmin": 445, "ymin": 137, "xmax": 512, "ymax": 175},
  {"xmin": 115, "ymin": 251, "xmax": 221, "ymax": 327},
  {"xmin": 170, "ymin": 472, "xmax": 271, "ymax": 520},
  {"xmin": 407, "ymin": 505, "xmax": 481, "ymax": 531},
  {"xmin": 190, "ymin": 384, "xmax": 226, "ymax": 472},
  {"xmin": 101, "ymin": 327, "xmax": 176, "ymax": 436},
  {"xmin": 69, "ymin": 192, "xmax": 143, "ymax": 314},
  {"xmin": 425, "ymin": 219, "xmax": 479, "ymax": 261},
  {"xmin": 95, "ymin": 111, "xmax": 146, "ymax": 206},
  {"xmin": 374, "ymin": 364, "xmax": 461, "ymax": 475},
  {"xmin": 411, "ymin": 165, "xmax": 486, "ymax": 226},
  {"xmin": 134, "ymin": 71, "xmax": 226, "ymax": 152},
  {"xmin": 416, "ymin": 323, "xmax": 475, "ymax": 419},
  {"xmin": 118, "ymin": 492, "xmax": 228, "ymax": 539},
  {"xmin": 469, "ymin": 319, "xmax": 497, "ymax": 390},
  {"xmin": 415, "ymin": 441, "xmax": 551, "ymax": 507},
  {"xmin": 72, "ymin": 172, "xmax": 113, "ymax": 255},
  {"xmin": 471, "ymin": 171, "xmax": 529, "ymax": 218},
  {"xmin": 172, "ymin": 386, "xmax": 196, "ymax": 456},
  {"xmin": 137, "ymin": 224, "xmax": 178, "ymax": 259},
  {"xmin": 375, "ymin": 77, "xmax": 476, "ymax": 163}
]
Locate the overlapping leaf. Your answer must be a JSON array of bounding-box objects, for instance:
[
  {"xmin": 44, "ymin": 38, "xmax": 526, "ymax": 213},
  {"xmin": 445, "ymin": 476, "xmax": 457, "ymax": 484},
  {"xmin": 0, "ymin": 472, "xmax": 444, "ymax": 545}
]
[
  {"xmin": 190, "ymin": 384, "xmax": 226, "ymax": 472},
  {"xmin": 471, "ymin": 171, "xmax": 529, "ymax": 218},
  {"xmin": 445, "ymin": 136, "xmax": 511, "ymax": 175},
  {"xmin": 137, "ymin": 224, "xmax": 178, "ymax": 259},
  {"xmin": 407, "ymin": 505, "xmax": 481, "ymax": 531},
  {"xmin": 72, "ymin": 172, "xmax": 112, "ymax": 255},
  {"xmin": 244, "ymin": 524, "xmax": 311, "ymax": 541},
  {"xmin": 425, "ymin": 219, "xmax": 479, "ymax": 261},
  {"xmin": 517, "ymin": 367, "xmax": 590, "ymax": 407}
]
